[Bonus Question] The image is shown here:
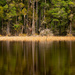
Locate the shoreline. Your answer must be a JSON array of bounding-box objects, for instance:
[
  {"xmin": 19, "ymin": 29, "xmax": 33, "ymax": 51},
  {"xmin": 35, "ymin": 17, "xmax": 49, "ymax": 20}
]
[{"xmin": 0, "ymin": 36, "xmax": 75, "ymax": 41}]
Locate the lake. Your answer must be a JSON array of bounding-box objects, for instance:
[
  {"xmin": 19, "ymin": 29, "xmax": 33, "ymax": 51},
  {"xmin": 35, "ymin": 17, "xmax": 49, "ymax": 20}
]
[{"xmin": 0, "ymin": 41, "xmax": 75, "ymax": 75}]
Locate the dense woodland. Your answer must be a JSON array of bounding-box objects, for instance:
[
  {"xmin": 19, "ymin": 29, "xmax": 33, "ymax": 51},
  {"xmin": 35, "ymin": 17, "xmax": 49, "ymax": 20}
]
[{"xmin": 0, "ymin": 0, "xmax": 75, "ymax": 36}]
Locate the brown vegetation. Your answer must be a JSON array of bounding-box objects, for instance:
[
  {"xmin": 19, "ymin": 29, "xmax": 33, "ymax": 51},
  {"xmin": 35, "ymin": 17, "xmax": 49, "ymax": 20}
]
[{"xmin": 0, "ymin": 36, "xmax": 75, "ymax": 41}]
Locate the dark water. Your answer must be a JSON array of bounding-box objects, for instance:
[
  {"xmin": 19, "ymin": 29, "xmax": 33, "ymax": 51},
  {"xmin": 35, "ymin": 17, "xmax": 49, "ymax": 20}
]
[{"xmin": 0, "ymin": 41, "xmax": 75, "ymax": 75}]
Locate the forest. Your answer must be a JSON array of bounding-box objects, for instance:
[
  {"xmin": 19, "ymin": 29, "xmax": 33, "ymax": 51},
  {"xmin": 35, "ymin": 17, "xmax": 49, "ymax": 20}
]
[{"xmin": 0, "ymin": 0, "xmax": 75, "ymax": 36}]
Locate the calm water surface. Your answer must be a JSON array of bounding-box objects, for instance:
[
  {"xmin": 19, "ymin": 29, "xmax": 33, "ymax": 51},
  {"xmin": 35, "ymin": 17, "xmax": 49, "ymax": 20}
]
[{"xmin": 0, "ymin": 41, "xmax": 75, "ymax": 75}]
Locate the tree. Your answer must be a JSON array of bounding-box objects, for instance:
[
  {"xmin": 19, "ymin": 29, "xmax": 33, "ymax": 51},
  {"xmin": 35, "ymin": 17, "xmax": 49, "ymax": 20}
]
[
  {"xmin": 68, "ymin": 1, "xmax": 75, "ymax": 35},
  {"xmin": 22, "ymin": 8, "xmax": 27, "ymax": 33},
  {"xmin": 32, "ymin": 0, "xmax": 35, "ymax": 35},
  {"xmin": 0, "ymin": 6, "xmax": 4, "ymax": 34},
  {"xmin": 0, "ymin": 0, "xmax": 74, "ymax": 36},
  {"xmin": 4, "ymin": 1, "xmax": 16, "ymax": 35}
]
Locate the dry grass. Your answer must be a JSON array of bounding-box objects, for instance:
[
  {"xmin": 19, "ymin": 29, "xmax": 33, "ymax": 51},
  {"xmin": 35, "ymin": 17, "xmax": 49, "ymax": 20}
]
[{"xmin": 0, "ymin": 36, "xmax": 75, "ymax": 41}]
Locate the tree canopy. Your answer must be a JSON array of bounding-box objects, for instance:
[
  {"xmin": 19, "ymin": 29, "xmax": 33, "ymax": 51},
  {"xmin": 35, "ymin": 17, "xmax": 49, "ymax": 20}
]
[{"xmin": 0, "ymin": 0, "xmax": 75, "ymax": 36}]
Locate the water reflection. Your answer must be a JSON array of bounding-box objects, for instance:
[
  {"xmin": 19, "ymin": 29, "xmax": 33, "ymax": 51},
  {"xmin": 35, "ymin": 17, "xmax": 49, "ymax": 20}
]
[{"xmin": 0, "ymin": 41, "xmax": 75, "ymax": 75}]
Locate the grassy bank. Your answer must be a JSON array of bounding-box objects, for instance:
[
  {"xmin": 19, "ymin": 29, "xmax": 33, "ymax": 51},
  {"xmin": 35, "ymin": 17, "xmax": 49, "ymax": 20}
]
[{"xmin": 0, "ymin": 36, "xmax": 75, "ymax": 41}]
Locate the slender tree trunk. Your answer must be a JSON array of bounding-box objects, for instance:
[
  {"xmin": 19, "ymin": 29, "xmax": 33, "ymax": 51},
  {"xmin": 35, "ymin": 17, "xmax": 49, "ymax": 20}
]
[
  {"xmin": 7, "ymin": 20, "xmax": 10, "ymax": 35},
  {"xmin": 21, "ymin": 16, "xmax": 24, "ymax": 34},
  {"xmin": 38, "ymin": 5, "xmax": 41, "ymax": 33},
  {"xmin": 70, "ymin": 21, "xmax": 72, "ymax": 35},
  {"xmin": 24, "ymin": 15, "xmax": 26, "ymax": 33},
  {"xmin": 44, "ymin": 0, "xmax": 46, "ymax": 28},
  {"xmin": 26, "ymin": 0, "xmax": 29, "ymax": 34},
  {"xmin": 21, "ymin": 25, "xmax": 23, "ymax": 34},
  {"xmin": 44, "ymin": 0, "xmax": 46, "ymax": 19},
  {"xmin": 32, "ymin": 0, "xmax": 35, "ymax": 35},
  {"xmin": 36, "ymin": 0, "xmax": 38, "ymax": 33},
  {"xmin": 59, "ymin": 21, "xmax": 61, "ymax": 35},
  {"xmin": 2, "ymin": 19, "xmax": 3, "ymax": 35},
  {"xmin": 59, "ymin": 26, "xmax": 61, "ymax": 35}
]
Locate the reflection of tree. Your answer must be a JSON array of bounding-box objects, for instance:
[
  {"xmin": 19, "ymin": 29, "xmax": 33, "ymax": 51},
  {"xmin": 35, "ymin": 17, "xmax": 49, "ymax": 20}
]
[
  {"xmin": 70, "ymin": 41, "xmax": 72, "ymax": 63},
  {"xmin": 32, "ymin": 41, "xmax": 35, "ymax": 75},
  {"xmin": 44, "ymin": 41, "xmax": 46, "ymax": 75},
  {"xmin": 0, "ymin": 41, "xmax": 74, "ymax": 75},
  {"xmin": 6, "ymin": 41, "xmax": 10, "ymax": 51},
  {"xmin": 35, "ymin": 41, "xmax": 38, "ymax": 75},
  {"xmin": 6, "ymin": 41, "xmax": 10, "ymax": 74},
  {"xmin": 2, "ymin": 41, "xmax": 3, "ymax": 54},
  {"xmin": 45, "ymin": 41, "xmax": 70, "ymax": 75},
  {"xmin": 23, "ymin": 42, "xmax": 25, "ymax": 61}
]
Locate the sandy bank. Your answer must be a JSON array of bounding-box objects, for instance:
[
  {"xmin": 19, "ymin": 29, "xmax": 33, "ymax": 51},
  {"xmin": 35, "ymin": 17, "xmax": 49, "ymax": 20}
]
[{"xmin": 0, "ymin": 36, "xmax": 75, "ymax": 41}]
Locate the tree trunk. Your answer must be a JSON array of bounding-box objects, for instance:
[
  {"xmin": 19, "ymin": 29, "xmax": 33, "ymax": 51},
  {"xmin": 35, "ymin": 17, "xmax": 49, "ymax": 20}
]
[
  {"xmin": 2, "ymin": 19, "xmax": 3, "ymax": 35},
  {"xmin": 44, "ymin": 0, "xmax": 46, "ymax": 19},
  {"xmin": 26, "ymin": 0, "xmax": 29, "ymax": 34},
  {"xmin": 32, "ymin": 0, "xmax": 35, "ymax": 35},
  {"xmin": 59, "ymin": 26, "xmax": 61, "ymax": 35},
  {"xmin": 38, "ymin": 4, "xmax": 41, "ymax": 33},
  {"xmin": 21, "ymin": 25, "xmax": 23, "ymax": 34},
  {"xmin": 24, "ymin": 15, "xmax": 26, "ymax": 33},
  {"xmin": 44, "ymin": 0, "xmax": 46, "ymax": 28},
  {"xmin": 70, "ymin": 21, "xmax": 72, "ymax": 35},
  {"xmin": 36, "ymin": 0, "xmax": 38, "ymax": 33},
  {"xmin": 7, "ymin": 21, "xmax": 10, "ymax": 35}
]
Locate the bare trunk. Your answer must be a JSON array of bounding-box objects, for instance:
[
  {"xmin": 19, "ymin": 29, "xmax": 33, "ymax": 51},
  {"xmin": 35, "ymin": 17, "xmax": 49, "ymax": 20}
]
[
  {"xmin": 21, "ymin": 25, "xmax": 23, "ymax": 34},
  {"xmin": 44, "ymin": 0, "xmax": 46, "ymax": 20},
  {"xmin": 7, "ymin": 21, "xmax": 10, "ymax": 35},
  {"xmin": 24, "ymin": 15, "xmax": 26, "ymax": 33},
  {"xmin": 36, "ymin": 0, "xmax": 38, "ymax": 33},
  {"xmin": 70, "ymin": 21, "xmax": 72, "ymax": 35},
  {"xmin": 2, "ymin": 19, "xmax": 3, "ymax": 35},
  {"xmin": 39, "ymin": 10, "xmax": 41, "ymax": 27},
  {"xmin": 32, "ymin": 0, "xmax": 35, "ymax": 35},
  {"xmin": 44, "ymin": 0, "xmax": 46, "ymax": 28},
  {"xmin": 26, "ymin": 0, "xmax": 29, "ymax": 34}
]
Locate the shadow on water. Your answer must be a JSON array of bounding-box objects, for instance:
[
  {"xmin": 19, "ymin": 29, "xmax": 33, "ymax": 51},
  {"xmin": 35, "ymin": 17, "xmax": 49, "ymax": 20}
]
[{"xmin": 0, "ymin": 41, "xmax": 75, "ymax": 75}]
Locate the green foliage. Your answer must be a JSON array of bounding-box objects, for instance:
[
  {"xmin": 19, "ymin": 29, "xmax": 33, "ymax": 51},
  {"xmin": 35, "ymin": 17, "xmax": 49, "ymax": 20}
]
[
  {"xmin": 13, "ymin": 24, "xmax": 21, "ymax": 31},
  {"xmin": 0, "ymin": 0, "xmax": 6, "ymax": 5},
  {"xmin": 22, "ymin": 8, "xmax": 27, "ymax": 15},
  {"xmin": 41, "ymin": 2, "xmax": 49, "ymax": 8},
  {"xmin": 19, "ymin": 3, "xmax": 24, "ymax": 8},
  {"xmin": 3, "ymin": 4, "xmax": 8, "ymax": 9},
  {"xmin": 4, "ymin": 2, "xmax": 16, "ymax": 20},
  {"xmin": 46, "ymin": 0, "xmax": 73, "ymax": 35},
  {"xmin": 0, "ymin": 0, "xmax": 74, "ymax": 35},
  {"xmin": 0, "ymin": 6, "xmax": 4, "ymax": 18}
]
